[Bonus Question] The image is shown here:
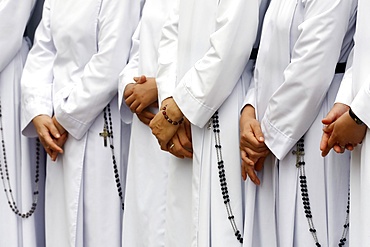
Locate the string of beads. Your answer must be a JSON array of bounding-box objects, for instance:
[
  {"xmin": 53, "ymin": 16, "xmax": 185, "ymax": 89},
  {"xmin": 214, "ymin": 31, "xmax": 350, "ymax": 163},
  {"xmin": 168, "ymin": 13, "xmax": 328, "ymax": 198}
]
[
  {"xmin": 161, "ymin": 105, "xmax": 184, "ymax": 125},
  {"xmin": 103, "ymin": 104, "xmax": 124, "ymax": 210},
  {"xmin": 212, "ymin": 111, "xmax": 243, "ymax": 243},
  {"xmin": 294, "ymin": 137, "xmax": 349, "ymax": 247},
  {"xmin": 0, "ymin": 99, "xmax": 40, "ymax": 218}
]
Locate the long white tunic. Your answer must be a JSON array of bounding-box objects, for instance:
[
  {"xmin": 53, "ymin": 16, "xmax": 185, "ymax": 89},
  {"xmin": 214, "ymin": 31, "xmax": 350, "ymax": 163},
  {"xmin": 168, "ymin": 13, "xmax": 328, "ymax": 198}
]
[
  {"xmin": 156, "ymin": 0, "xmax": 261, "ymax": 246},
  {"xmin": 243, "ymin": 0, "xmax": 357, "ymax": 246},
  {"xmin": 335, "ymin": 0, "xmax": 370, "ymax": 245},
  {"xmin": 0, "ymin": 1, "xmax": 46, "ymax": 247},
  {"xmin": 21, "ymin": 0, "xmax": 142, "ymax": 246},
  {"xmin": 118, "ymin": 0, "xmax": 173, "ymax": 246}
]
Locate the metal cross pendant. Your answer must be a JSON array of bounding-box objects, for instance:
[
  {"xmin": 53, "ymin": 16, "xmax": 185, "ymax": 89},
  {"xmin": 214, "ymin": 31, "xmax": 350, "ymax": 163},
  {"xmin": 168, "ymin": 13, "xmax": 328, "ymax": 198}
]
[{"xmin": 99, "ymin": 126, "xmax": 110, "ymax": 147}]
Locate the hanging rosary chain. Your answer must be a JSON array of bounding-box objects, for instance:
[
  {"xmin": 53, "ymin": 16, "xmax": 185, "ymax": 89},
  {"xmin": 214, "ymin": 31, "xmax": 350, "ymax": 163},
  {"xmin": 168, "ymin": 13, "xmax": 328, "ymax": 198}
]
[
  {"xmin": 294, "ymin": 137, "xmax": 349, "ymax": 247},
  {"xmin": 103, "ymin": 104, "xmax": 124, "ymax": 210},
  {"xmin": 212, "ymin": 111, "xmax": 243, "ymax": 243},
  {"xmin": 0, "ymin": 99, "xmax": 40, "ymax": 218}
]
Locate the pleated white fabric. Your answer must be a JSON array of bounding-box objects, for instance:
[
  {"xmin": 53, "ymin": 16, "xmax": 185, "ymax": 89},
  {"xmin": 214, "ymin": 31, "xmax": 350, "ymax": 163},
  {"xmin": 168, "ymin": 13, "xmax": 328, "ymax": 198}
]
[
  {"xmin": 243, "ymin": 0, "xmax": 357, "ymax": 246},
  {"xmin": 0, "ymin": 1, "xmax": 46, "ymax": 246}
]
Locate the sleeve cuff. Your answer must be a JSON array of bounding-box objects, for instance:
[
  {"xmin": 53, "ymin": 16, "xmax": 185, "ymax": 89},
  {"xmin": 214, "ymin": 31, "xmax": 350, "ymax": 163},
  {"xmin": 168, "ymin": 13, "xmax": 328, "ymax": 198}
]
[
  {"xmin": 351, "ymin": 86, "xmax": 370, "ymax": 128},
  {"xmin": 173, "ymin": 79, "xmax": 214, "ymax": 128},
  {"xmin": 156, "ymin": 75, "xmax": 176, "ymax": 105},
  {"xmin": 241, "ymin": 87, "xmax": 256, "ymax": 114},
  {"xmin": 118, "ymin": 73, "xmax": 135, "ymax": 124},
  {"xmin": 53, "ymin": 86, "xmax": 90, "ymax": 140},
  {"xmin": 261, "ymin": 116, "xmax": 298, "ymax": 160},
  {"xmin": 21, "ymin": 107, "xmax": 52, "ymax": 137}
]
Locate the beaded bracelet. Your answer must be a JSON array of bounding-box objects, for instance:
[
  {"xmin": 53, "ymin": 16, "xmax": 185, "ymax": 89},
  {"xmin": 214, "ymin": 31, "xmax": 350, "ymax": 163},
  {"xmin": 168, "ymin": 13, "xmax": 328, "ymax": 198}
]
[{"xmin": 161, "ymin": 105, "xmax": 184, "ymax": 125}]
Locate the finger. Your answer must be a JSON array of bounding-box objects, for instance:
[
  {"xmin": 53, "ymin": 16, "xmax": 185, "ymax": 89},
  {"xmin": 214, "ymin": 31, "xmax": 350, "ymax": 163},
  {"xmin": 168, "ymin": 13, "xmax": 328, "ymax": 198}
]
[
  {"xmin": 184, "ymin": 120, "xmax": 192, "ymax": 142},
  {"xmin": 255, "ymin": 156, "xmax": 265, "ymax": 172},
  {"xmin": 123, "ymin": 84, "xmax": 135, "ymax": 101},
  {"xmin": 326, "ymin": 133, "xmax": 338, "ymax": 154},
  {"xmin": 136, "ymin": 103, "xmax": 147, "ymax": 114},
  {"xmin": 54, "ymin": 132, "xmax": 68, "ymax": 150},
  {"xmin": 240, "ymin": 131, "xmax": 267, "ymax": 152},
  {"xmin": 45, "ymin": 121, "xmax": 61, "ymax": 139},
  {"xmin": 137, "ymin": 114, "xmax": 151, "ymax": 125},
  {"xmin": 171, "ymin": 134, "xmax": 192, "ymax": 159},
  {"xmin": 39, "ymin": 132, "xmax": 63, "ymax": 154},
  {"xmin": 137, "ymin": 110, "xmax": 155, "ymax": 125},
  {"xmin": 322, "ymin": 123, "xmax": 334, "ymax": 134},
  {"xmin": 52, "ymin": 117, "xmax": 66, "ymax": 135},
  {"xmin": 251, "ymin": 121, "xmax": 264, "ymax": 142},
  {"xmin": 167, "ymin": 140, "xmax": 184, "ymax": 159},
  {"xmin": 241, "ymin": 150, "xmax": 254, "ymax": 166},
  {"xmin": 345, "ymin": 143, "xmax": 354, "ymax": 151},
  {"xmin": 177, "ymin": 125, "xmax": 193, "ymax": 152},
  {"xmin": 44, "ymin": 146, "xmax": 54, "ymax": 159},
  {"xmin": 241, "ymin": 149, "xmax": 258, "ymax": 166},
  {"xmin": 150, "ymin": 101, "xmax": 159, "ymax": 109},
  {"xmin": 319, "ymin": 131, "xmax": 330, "ymax": 152},
  {"xmin": 321, "ymin": 111, "xmax": 336, "ymax": 125},
  {"xmin": 50, "ymin": 150, "xmax": 59, "ymax": 162},
  {"xmin": 125, "ymin": 94, "xmax": 135, "ymax": 108},
  {"xmin": 159, "ymin": 138, "xmax": 170, "ymax": 152},
  {"xmin": 245, "ymin": 163, "xmax": 260, "ymax": 185},
  {"xmin": 333, "ymin": 144, "xmax": 345, "ymax": 154},
  {"xmin": 142, "ymin": 110, "xmax": 156, "ymax": 119},
  {"xmin": 241, "ymin": 162, "xmax": 248, "ymax": 181},
  {"xmin": 241, "ymin": 144, "xmax": 269, "ymax": 165},
  {"xmin": 129, "ymin": 100, "xmax": 140, "ymax": 113},
  {"xmin": 322, "ymin": 125, "xmax": 337, "ymax": 156},
  {"xmin": 134, "ymin": 75, "xmax": 147, "ymax": 84}
]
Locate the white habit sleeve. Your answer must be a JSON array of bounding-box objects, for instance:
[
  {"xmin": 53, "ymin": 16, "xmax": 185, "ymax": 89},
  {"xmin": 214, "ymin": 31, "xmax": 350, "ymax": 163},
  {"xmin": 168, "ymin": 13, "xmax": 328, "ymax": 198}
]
[
  {"xmin": 21, "ymin": 0, "xmax": 55, "ymax": 137},
  {"xmin": 172, "ymin": 0, "xmax": 259, "ymax": 128},
  {"xmin": 261, "ymin": 0, "xmax": 354, "ymax": 159},
  {"xmin": 53, "ymin": 0, "xmax": 143, "ymax": 139}
]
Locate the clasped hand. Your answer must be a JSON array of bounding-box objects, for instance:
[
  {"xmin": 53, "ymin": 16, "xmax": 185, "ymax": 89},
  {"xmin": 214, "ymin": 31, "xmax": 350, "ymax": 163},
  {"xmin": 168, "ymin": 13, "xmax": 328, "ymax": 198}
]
[
  {"xmin": 124, "ymin": 75, "xmax": 158, "ymax": 125},
  {"xmin": 320, "ymin": 103, "xmax": 367, "ymax": 156},
  {"xmin": 149, "ymin": 97, "xmax": 193, "ymax": 159},
  {"xmin": 32, "ymin": 115, "xmax": 68, "ymax": 161},
  {"xmin": 240, "ymin": 105, "xmax": 270, "ymax": 185}
]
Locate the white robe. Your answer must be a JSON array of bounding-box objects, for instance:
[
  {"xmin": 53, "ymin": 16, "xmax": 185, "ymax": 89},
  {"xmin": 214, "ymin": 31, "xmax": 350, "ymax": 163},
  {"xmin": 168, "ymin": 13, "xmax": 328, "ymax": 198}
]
[
  {"xmin": 118, "ymin": 0, "xmax": 173, "ymax": 246},
  {"xmin": 0, "ymin": 1, "xmax": 46, "ymax": 247},
  {"xmin": 243, "ymin": 0, "xmax": 357, "ymax": 246},
  {"xmin": 335, "ymin": 0, "xmax": 370, "ymax": 245},
  {"xmin": 156, "ymin": 0, "xmax": 261, "ymax": 246},
  {"xmin": 21, "ymin": 0, "xmax": 142, "ymax": 246}
]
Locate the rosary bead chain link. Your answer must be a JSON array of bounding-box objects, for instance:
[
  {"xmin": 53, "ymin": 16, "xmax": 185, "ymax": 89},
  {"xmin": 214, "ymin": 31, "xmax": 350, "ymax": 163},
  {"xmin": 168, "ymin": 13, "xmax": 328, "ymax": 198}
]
[
  {"xmin": 0, "ymin": 99, "xmax": 40, "ymax": 218},
  {"xmin": 294, "ymin": 137, "xmax": 349, "ymax": 247},
  {"xmin": 212, "ymin": 111, "xmax": 243, "ymax": 243},
  {"xmin": 103, "ymin": 104, "xmax": 124, "ymax": 210}
]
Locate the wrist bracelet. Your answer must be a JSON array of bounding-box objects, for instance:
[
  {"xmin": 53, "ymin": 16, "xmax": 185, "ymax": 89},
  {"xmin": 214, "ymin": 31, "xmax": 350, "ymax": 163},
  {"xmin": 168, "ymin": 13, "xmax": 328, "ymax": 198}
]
[
  {"xmin": 349, "ymin": 108, "xmax": 364, "ymax": 125},
  {"xmin": 161, "ymin": 105, "xmax": 184, "ymax": 125}
]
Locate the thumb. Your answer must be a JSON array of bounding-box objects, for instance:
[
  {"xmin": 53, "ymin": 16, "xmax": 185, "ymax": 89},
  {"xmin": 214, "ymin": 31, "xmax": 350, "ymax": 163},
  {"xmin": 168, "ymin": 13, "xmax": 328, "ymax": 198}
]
[
  {"xmin": 251, "ymin": 121, "xmax": 264, "ymax": 142},
  {"xmin": 322, "ymin": 109, "xmax": 338, "ymax": 125},
  {"xmin": 322, "ymin": 122, "xmax": 334, "ymax": 134},
  {"xmin": 134, "ymin": 75, "xmax": 147, "ymax": 84}
]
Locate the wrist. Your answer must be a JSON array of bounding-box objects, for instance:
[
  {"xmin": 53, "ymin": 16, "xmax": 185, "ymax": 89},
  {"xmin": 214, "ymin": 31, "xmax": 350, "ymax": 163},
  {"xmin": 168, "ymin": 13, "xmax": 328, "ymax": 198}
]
[
  {"xmin": 161, "ymin": 102, "xmax": 184, "ymax": 125},
  {"xmin": 348, "ymin": 108, "xmax": 364, "ymax": 125},
  {"xmin": 241, "ymin": 104, "xmax": 256, "ymax": 118}
]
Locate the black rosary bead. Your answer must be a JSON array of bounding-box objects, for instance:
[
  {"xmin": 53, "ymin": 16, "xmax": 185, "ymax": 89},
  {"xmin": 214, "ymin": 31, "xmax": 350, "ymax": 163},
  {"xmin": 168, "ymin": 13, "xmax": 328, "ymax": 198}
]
[
  {"xmin": 103, "ymin": 105, "xmax": 124, "ymax": 211},
  {"xmin": 295, "ymin": 137, "xmax": 349, "ymax": 247},
  {"xmin": 0, "ymin": 98, "xmax": 41, "ymax": 219}
]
